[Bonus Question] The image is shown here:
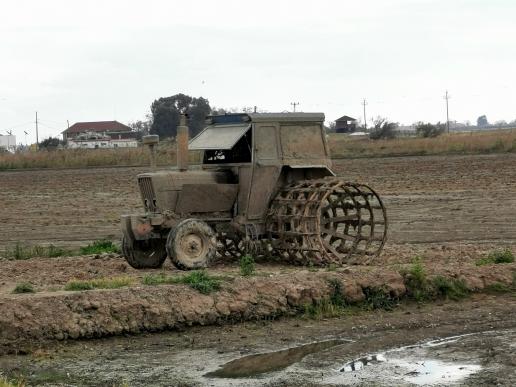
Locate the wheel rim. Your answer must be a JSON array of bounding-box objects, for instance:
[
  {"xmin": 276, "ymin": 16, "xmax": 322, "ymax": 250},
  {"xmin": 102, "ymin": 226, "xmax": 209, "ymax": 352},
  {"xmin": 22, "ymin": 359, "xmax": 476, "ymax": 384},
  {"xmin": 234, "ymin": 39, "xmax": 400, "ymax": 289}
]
[{"xmin": 179, "ymin": 233, "xmax": 207, "ymax": 261}]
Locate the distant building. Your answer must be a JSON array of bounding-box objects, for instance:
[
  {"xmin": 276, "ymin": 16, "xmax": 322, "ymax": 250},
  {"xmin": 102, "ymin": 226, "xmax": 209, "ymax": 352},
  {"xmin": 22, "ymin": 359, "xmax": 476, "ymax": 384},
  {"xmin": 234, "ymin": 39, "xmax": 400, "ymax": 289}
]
[
  {"xmin": 0, "ymin": 134, "xmax": 16, "ymax": 152},
  {"xmin": 334, "ymin": 115, "xmax": 357, "ymax": 133},
  {"xmin": 62, "ymin": 121, "xmax": 138, "ymax": 149}
]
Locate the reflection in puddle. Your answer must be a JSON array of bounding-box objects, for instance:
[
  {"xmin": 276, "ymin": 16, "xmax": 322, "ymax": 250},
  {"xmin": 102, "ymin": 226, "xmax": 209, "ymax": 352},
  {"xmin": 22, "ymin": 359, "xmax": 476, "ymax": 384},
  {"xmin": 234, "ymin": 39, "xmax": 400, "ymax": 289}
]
[
  {"xmin": 205, "ymin": 339, "xmax": 347, "ymax": 378},
  {"xmin": 392, "ymin": 359, "xmax": 481, "ymax": 385},
  {"xmin": 340, "ymin": 353, "xmax": 386, "ymax": 372},
  {"xmin": 339, "ymin": 334, "xmax": 482, "ymax": 385}
]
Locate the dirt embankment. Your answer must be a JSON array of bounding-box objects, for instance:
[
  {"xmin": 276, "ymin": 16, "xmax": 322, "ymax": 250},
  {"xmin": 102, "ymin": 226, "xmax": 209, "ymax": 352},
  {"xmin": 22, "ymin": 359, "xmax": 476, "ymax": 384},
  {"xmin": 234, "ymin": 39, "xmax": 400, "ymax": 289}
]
[{"xmin": 1, "ymin": 261, "xmax": 514, "ymax": 355}]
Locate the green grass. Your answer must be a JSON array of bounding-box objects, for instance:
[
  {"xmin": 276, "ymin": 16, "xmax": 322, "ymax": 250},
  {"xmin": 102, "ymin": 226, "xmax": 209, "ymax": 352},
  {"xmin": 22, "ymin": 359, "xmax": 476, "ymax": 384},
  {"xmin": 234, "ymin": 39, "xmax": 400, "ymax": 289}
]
[
  {"xmin": 0, "ymin": 377, "xmax": 25, "ymax": 387},
  {"xmin": 12, "ymin": 282, "xmax": 35, "ymax": 294},
  {"xmin": 142, "ymin": 271, "xmax": 222, "ymax": 294},
  {"xmin": 362, "ymin": 287, "xmax": 397, "ymax": 310},
  {"xmin": 400, "ymin": 256, "xmax": 433, "ymax": 302},
  {"xmin": 476, "ymin": 248, "xmax": 514, "ymax": 266},
  {"xmin": 79, "ymin": 240, "xmax": 120, "ymax": 255},
  {"xmin": 484, "ymin": 282, "xmax": 512, "ymax": 294},
  {"xmin": 4, "ymin": 243, "xmax": 69, "ymax": 260},
  {"xmin": 431, "ymin": 276, "xmax": 470, "ymax": 300},
  {"xmin": 239, "ymin": 255, "xmax": 255, "ymax": 276},
  {"xmin": 64, "ymin": 276, "xmax": 133, "ymax": 291}
]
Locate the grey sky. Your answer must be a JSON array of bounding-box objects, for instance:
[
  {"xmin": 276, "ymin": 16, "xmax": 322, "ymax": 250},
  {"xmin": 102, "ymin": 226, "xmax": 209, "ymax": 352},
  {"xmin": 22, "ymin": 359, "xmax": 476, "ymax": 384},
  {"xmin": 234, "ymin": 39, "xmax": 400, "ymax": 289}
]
[{"xmin": 1, "ymin": 0, "xmax": 515, "ymax": 143}]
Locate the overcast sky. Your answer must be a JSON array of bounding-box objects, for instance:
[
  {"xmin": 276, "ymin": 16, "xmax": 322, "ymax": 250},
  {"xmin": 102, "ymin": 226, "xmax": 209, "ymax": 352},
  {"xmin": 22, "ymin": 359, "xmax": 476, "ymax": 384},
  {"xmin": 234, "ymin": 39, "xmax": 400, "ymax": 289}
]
[{"xmin": 1, "ymin": 0, "xmax": 515, "ymax": 143}]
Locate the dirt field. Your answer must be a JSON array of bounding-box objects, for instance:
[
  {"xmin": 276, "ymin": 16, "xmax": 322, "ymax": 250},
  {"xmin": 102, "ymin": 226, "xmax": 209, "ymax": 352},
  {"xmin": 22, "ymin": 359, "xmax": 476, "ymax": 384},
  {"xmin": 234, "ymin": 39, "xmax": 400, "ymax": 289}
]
[
  {"xmin": 1, "ymin": 153, "xmax": 516, "ymax": 386},
  {"xmin": 1, "ymin": 153, "xmax": 515, "ymax": 250}
]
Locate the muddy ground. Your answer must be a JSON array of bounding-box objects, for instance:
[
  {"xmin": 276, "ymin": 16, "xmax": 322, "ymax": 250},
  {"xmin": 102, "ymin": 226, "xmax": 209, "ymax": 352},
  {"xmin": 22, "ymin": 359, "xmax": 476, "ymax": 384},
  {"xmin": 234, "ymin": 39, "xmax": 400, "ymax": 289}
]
[
  {"xmin": 1, "ymin": 294, "xmax": 514, "ymax": 386},
  {"xmin": 1, "ymin": 153, "xmax": 516, "ymax": 385}
]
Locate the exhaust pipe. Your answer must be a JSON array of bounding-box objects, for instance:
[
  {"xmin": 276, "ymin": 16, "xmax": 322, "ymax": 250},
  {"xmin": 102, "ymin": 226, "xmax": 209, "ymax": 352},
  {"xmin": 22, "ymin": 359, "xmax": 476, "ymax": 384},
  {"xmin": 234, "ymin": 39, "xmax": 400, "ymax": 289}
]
[
  {"xmin": 177, "ymin": 113, "xmax": 189, "ymax": 171},
  {"xmin": 142, "ymin": 134, "xmax": 159, "ymax": 170}
]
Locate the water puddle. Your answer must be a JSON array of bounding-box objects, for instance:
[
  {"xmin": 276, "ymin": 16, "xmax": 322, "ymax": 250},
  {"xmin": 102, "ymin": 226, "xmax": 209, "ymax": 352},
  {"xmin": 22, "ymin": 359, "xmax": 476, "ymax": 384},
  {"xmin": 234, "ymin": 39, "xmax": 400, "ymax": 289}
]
[
  {"xmin": 338, "ymin": 333, "xmax": 482, "ymax": 385},
  {"xmin": 205, "ymin": 339, "xmax": 348, "ymax": 378},
  {"xmin": 391, "ymin": 359, "xmax": 481, "ymax": 385}
]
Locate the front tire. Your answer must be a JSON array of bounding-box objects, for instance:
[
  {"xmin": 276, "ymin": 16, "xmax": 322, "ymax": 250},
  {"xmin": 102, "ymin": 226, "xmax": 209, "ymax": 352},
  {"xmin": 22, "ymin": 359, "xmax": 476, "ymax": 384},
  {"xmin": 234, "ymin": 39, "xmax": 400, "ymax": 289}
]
[
  {"xmin": 167, "ymin": 219, "xmax": 216, "ymax": 270},
  {"xmin": 122, "ymin": 235, "xmax": 167, "ymax": 269}
]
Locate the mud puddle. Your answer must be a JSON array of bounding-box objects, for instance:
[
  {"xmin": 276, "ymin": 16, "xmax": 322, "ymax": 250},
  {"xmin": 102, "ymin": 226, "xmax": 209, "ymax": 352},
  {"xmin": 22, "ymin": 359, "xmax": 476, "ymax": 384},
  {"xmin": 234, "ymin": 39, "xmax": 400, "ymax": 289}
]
[
  {"xmin": 205, "ymin": 339, "xmax": 349, "ymax": 378},
  {"xmin": 0, "ymin": 300, "xmax": 514, "ymax": 386}
]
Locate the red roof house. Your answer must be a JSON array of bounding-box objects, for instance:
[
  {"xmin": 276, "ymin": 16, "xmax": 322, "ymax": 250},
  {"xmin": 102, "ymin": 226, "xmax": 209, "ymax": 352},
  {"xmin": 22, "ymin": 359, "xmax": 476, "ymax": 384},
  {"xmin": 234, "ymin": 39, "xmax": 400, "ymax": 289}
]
[{"xmin": 62, "ymin": 121, "xmax": 135, "ymax": 141}]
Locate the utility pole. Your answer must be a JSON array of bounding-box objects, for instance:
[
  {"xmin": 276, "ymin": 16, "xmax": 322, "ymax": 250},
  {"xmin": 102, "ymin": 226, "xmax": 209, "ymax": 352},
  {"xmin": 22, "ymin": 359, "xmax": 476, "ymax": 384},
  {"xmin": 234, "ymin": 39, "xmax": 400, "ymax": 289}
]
[
  {"xmin": 362, "ymin": 99, "xmax": 368, "ymax": 130},
  {"xmin": 444, "ymin": 91, "xmax": 451, "ymax": 134},
  {"xmin": 24, "ymin": 131, "xmax": 28, "ymax": 146},
  {"xmin": 35, "ymin": 111, "xmax": 39, "ymax": 150},
  {"xmin": 290, "ymin": 102, "xmax": 299, "ymax": 112}
]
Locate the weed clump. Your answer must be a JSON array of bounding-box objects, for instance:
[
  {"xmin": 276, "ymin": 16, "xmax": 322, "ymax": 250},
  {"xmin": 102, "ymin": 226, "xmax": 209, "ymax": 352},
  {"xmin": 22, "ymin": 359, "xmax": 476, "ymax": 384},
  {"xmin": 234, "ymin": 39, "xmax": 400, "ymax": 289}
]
[
  {"xmin": 401, "ymin": 256, "xmax": 433, "ymax": 302},
  {"xmin": 239, "ymin": 255, "xmax": 255, "ymax": 276},
  {"xmin": 484, "ymin": 282, "xmax": 512, "ymax": 294},
  {"xmin": 0, "ymin": 376, "xmax": 25, "ymax": 387},
  {"xmin": 476, "ymin": 248, "xmax": 514, "ymax": 266},
  {"xmin": 64, "ymin": 276, "xmax": 133, "ymax": 291},
  {"xmin": 5, "ymin": 243, "xmax": 69, "ymax": 260},
  {"xmin": 431, "ymin": 276, "xmax": 469, "ymax": 300},
  {"xmin": 362, "ymin": 287, "xmax": 397, "ymax": 310},
  {"xmin": 79, "ymin": 240, "xmax": 120, "ymax": 255},
  {"xmin": 142, "ymin": 271, "xmax": 222, "ymax": 294},
  {"xmin": 12, "ymin": 282, "xmax": 35, "ymax": 294}
]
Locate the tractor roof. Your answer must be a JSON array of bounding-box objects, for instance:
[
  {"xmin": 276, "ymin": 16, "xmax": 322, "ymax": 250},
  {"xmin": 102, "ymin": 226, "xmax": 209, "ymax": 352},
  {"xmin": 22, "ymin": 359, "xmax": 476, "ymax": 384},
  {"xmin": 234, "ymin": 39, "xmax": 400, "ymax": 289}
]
[{"xmin": 190, "ymin": 112, "xmax": 325, "ymax": 150}]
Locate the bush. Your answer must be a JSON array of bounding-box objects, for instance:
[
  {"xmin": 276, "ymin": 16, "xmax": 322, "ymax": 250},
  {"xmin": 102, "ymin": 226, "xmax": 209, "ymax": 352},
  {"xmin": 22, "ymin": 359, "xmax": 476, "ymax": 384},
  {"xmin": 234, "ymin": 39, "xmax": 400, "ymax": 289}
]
[
  {"xmin": 476, "ymin": 248, "xmax": 514, "ymax": 266},
  {"xmin": 431, "ymin": 276, "xmax": 469, "ymax": 300},
  {"xmin": 369, "ymin": 117, "xmax": 398, "ymax": 140},
  {"xmin": 12, "ymin": 282, "xmax": 35, "ymax": 294},
  {"xmin": 239, "ymin": 255, "xmax": 255, "ymax": 276},
  {"xmin": 401, "ymin": 256, "xmax": 431, "ymax": 302},
  {"xmin": 415, "ymin": 122, "xmax": 446, "ymax": 138}
]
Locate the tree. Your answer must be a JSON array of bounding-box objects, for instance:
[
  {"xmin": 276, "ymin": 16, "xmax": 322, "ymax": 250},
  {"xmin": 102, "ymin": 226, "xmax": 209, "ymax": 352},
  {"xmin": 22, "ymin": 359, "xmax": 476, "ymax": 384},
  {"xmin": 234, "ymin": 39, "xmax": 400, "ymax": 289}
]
[
  {"xmin": 369, "ymin": 117, "xmax": 398, "ymax": 140},
  {"xmin": 40, "ymin": 137, "xmax": 64, "ymax": 150},
  {"xmin": 128, "ymin": 118, "xmax": 152, "ymax": 140},
  {"xmin": 415, "ymin": 121, "xmax": 445, "ymax": 138},
  {"xmin": 477, "ymin": 115, "xmax": 488, "ymax": 127},
  {"xmin": 150, "ymin": 94, "xmax": 211, "ymax": 138}
]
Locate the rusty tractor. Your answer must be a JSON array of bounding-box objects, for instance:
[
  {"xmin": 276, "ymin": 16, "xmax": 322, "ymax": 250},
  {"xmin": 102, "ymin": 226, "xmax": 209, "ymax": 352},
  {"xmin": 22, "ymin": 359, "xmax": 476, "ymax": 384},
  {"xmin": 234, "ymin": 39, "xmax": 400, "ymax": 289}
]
[{"xmin": 121, "ymin": 113, "xmax": 387, "ymax": 270}]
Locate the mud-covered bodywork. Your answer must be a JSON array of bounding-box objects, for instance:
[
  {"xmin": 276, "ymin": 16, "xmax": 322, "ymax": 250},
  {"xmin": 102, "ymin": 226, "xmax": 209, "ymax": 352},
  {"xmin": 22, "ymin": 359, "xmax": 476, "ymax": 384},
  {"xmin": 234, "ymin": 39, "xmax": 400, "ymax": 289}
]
[{"xmin": 121, "ymin": 112, "xmax": 387, "ymax": 269}]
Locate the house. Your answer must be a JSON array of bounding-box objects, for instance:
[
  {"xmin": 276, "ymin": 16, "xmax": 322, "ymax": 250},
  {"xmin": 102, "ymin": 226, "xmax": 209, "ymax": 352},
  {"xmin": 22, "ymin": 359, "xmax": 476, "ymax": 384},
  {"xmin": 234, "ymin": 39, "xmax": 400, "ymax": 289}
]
[
  {"xmin": 0, "ymin": 134, "xmax": 16, "ymax": 152},
  {"xmin": 334, "ymin": 115, "xmax": 357, "ymax": 133},
  {"xmin": 62, "ymin": 121, "xmax": 138, "ymax": 149}
]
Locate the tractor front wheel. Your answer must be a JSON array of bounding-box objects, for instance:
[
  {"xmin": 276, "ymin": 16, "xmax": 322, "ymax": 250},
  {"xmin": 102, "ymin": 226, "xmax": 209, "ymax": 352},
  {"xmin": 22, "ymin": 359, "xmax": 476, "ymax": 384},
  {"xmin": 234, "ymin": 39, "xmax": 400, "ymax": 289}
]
[
  {"xmin": 122, "ymin": 235, "xmax": 167, "ymax": 269},
  {"xmin": 167, "ymin": 219, "xmax": 217, "ymax": 270}
]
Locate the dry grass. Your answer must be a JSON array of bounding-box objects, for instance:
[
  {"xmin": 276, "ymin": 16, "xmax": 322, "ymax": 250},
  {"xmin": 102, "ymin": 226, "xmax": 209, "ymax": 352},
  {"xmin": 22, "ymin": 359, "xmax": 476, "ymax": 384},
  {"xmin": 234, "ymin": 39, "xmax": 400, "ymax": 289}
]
[
  {"xmin": 328, "ymin": 129, "xmax": 516, "ymax": 158},
  {"xmin": 1, "ymin": 130, "xmax": 515, "ymax": 170},
  {"xmin": 0, "ymin": 144, "xmax": 202, "ymax": 170}
]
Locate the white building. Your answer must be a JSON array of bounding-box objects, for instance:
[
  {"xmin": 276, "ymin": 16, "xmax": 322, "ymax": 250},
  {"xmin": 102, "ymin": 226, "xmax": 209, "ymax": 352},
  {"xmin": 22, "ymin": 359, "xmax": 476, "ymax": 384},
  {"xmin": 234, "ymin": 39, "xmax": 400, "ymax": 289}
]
[
  {"xmin": 67, "ymin": 132, "xmax": 137, "ymax": 149},
  {"xmin": 0, "ymin": 135, "xmax": 16, "ymax": 152}
]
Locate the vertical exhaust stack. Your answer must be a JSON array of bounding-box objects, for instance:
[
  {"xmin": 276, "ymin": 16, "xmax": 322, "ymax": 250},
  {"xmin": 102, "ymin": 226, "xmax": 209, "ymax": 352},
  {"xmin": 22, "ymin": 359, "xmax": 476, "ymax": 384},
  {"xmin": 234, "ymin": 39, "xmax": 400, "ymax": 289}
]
[
  {"xmin": 142, "ymin": 134, "xmax": 159, "ymax": 170},
  {"xmin": 177, "ymin": 113, "xmax": 189, "ymax": 171}
]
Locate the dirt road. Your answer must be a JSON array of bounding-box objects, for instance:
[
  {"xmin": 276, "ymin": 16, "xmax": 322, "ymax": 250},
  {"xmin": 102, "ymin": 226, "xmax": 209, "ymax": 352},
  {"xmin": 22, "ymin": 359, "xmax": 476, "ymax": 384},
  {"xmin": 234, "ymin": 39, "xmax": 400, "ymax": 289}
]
[{"xmin": 1, "ymin": 153, "xmax": 515, "ymax": 250}]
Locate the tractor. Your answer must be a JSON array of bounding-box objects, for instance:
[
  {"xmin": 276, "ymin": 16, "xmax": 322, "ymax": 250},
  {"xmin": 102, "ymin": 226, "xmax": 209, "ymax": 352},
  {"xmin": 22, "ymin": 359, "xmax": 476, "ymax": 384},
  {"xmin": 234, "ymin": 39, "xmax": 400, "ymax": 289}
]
[{"xmin": 121, "ymin": 113, "xmax": 387, "ymax": 270}]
